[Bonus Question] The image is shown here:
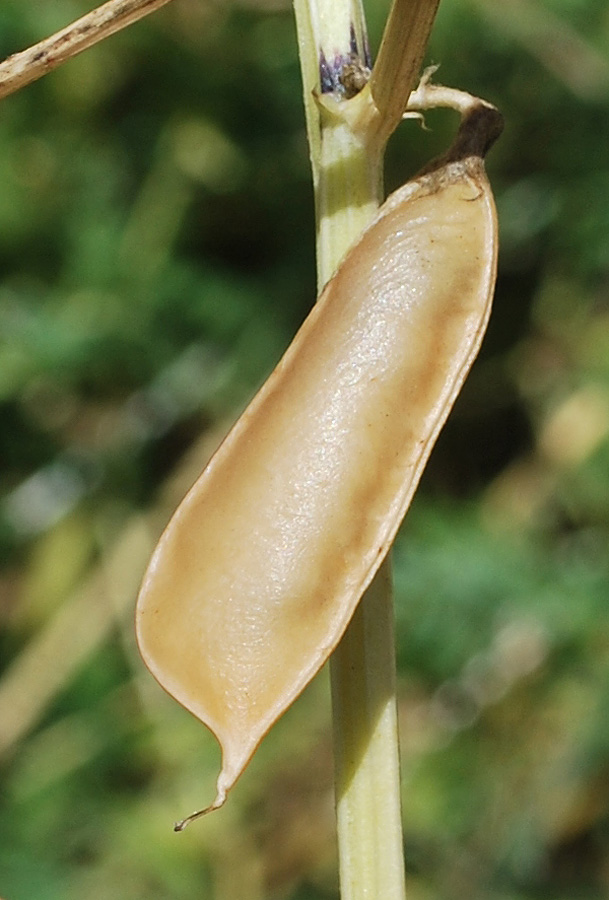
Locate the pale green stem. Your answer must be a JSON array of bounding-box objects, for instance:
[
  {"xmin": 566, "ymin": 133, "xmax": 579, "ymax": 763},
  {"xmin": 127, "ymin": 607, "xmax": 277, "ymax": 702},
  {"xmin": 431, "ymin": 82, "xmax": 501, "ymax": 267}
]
[
  {"xmin": 293, "ymin": 3, "xmax": 405, "ymax": 900},
  {"xmin": 312, "ymin": 101, "xmax": 406, "ymax": 900},
  {"xmin": 315, "ymin": 116, "xmax": 380, "ymax": 284},
  {"xmin": 318, "ymin": 110, "xmax": 405, "ymax": 900},
  {"xmin": 330, "ymin": 561, "xmax": 406, "ymax": 900},
  {"xmin": 293, "ymin": 0, "xmax": 379, "ymax": 281},
  {"xmin": 293, "ymin": 1, "xmax": 441, "ymax": 897}
]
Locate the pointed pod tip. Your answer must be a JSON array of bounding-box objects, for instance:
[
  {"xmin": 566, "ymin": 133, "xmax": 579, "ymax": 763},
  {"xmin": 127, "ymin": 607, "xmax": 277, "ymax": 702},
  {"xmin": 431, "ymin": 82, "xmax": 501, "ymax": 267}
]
[{"xmin": 173, "ymin": 786, "xmax": 228, "ymax": 832}]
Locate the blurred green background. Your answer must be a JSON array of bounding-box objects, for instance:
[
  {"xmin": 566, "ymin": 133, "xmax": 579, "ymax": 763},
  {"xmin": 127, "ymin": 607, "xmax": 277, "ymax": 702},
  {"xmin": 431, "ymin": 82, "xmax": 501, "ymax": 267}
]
[{"xmin": 1, "ymin": 0, "xmax": 609, "ymax": 898}]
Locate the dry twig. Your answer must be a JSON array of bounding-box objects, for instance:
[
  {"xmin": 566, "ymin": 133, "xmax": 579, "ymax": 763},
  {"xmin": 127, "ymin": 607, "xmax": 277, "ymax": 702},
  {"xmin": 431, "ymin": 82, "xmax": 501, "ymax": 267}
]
[{"xmin": 0, "ymin": 0, "xmax": 174, "ymax": 101}]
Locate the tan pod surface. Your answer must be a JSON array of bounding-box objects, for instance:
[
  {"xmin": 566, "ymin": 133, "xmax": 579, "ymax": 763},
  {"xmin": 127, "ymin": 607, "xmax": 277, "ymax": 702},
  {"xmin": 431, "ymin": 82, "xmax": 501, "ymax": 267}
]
[{"xmin": 136, "ymin": 103, "xmax": 502, "ymax": 815}]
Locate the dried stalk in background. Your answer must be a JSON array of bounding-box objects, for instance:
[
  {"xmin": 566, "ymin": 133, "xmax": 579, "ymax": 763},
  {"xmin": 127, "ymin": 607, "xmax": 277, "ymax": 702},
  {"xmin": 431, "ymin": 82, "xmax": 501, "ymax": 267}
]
[{"xmin": 0, "ymin": 0, "xmax": 174, "ymax": 101}]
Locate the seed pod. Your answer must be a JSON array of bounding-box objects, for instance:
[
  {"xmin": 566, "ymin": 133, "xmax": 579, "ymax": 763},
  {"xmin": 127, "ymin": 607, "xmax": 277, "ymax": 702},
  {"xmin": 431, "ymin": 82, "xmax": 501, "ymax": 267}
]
[{"xmin": 136, "ymin": 99, "xmax": 503, "ymax": 827}]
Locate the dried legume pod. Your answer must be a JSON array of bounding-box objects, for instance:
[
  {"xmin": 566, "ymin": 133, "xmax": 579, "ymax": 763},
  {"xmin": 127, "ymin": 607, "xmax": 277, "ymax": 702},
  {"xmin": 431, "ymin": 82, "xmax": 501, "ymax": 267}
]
[{"xmin": 136, "ymin": 88, "xmax": 503, "ymax": 828}]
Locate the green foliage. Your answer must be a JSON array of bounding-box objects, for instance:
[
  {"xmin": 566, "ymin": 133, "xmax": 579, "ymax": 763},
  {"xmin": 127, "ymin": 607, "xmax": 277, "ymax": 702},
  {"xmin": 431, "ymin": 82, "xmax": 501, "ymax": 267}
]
[{"xmin": 1, "ymin": 1, "xmax": 609, "ymax": 898}]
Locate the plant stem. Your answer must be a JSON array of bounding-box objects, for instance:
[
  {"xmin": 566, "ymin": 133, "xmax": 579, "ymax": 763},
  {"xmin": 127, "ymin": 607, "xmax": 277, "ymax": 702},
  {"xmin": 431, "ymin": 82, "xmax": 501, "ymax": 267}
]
[
  {"xmin": 293, "ymin": 2, "xmax": 426, "ymax": 899},
  {"xmin": 330, "ymin": 561, "xmax": 406, "ymax": 900},
  {"xmin": 293, "ymin": 0, "xmax": 378, "ymax": 281},
  {"xmin": 293, "ymin": 1, "xmax": 441, "ymax": 897}
]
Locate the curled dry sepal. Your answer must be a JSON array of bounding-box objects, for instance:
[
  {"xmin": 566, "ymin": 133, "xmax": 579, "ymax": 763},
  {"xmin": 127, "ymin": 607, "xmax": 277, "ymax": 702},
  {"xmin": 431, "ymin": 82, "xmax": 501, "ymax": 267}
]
[{"xmin": 135, "ymin": 79, "xmax": 503, "ymax": 831}]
